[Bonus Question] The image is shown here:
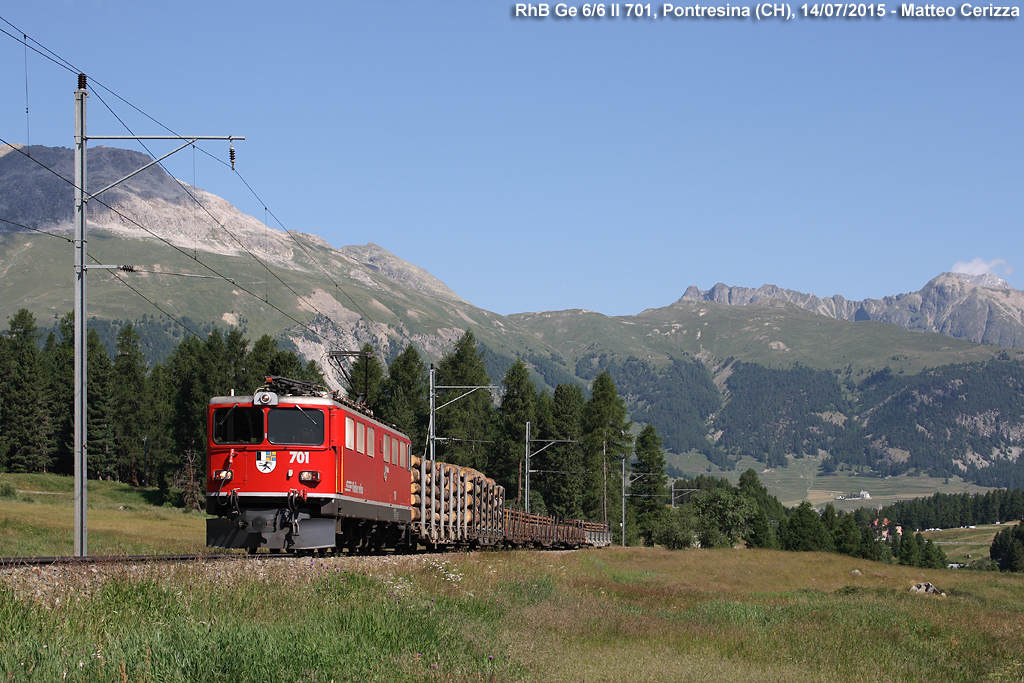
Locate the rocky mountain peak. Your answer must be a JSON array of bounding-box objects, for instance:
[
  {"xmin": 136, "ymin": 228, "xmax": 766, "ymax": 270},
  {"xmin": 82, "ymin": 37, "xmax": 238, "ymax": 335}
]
[
  {"xmin": 338, "ymin": 243, "xmax": 464, "ymax": 303},
  {"xmin": 947, "ymin": 271, "xmax": 1011, "ymax": 289}
]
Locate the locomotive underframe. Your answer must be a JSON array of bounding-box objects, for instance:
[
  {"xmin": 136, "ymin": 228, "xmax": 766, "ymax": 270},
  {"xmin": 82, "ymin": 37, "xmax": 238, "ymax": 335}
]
[{"xmin": 206, "ymin": 494, "xmax": 419, "ymax": 552}]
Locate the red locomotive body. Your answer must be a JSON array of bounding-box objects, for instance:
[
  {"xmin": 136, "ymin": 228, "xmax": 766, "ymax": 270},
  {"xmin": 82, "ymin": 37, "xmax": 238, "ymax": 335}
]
[{"xmin": 206, "ymin": 377, "xmax": 414, "ymax": 552}]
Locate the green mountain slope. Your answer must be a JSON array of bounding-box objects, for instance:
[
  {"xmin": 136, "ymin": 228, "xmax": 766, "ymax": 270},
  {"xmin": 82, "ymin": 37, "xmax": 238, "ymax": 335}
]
[{"xmin": 511, "ymin": 300, "xmax": 1019, "ymax": 376}]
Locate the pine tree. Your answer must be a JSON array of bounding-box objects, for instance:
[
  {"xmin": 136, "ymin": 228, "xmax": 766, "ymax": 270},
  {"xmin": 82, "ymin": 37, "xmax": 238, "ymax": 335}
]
[
  {"xmin": 744, "ymin": 507, "xmax": 779, "ymax": 549},
  {"xmin": 224, "ymin": 328, "xmax": 250, "ymax": 393},
  {"xmin": 203, "ymin": 329, "xmax": 231, "ymax": 397},
  {"xmin": 112, "ymin": 324, "xmax": 148, "ymax": 484},
  {"xmin": 1, "ymin": 310, "xmax": 52, "ymax": 472},
  {"xmin": 434, "ymin": 330, "xmax": 495, "ymax": 471},
  {"xmin": 858, "ymin": 525, "xmax": 887, "ymax": 562},
  {"xmin": 582, "ymin": 371, "xmax": 632, "ymax": 527},
  {"xmin": 779, "ymin": 501, "xmax": 833, "ymax": 552},
  {"xmin": 544, "ymin": 383, "xmax": 586, "ymax": 520},
  {"xmin": 86, "ymin": 329, "xmax": 115, "ymax": 479},
  {"xmin": 833, "ymin": 513, "xmax": 861, "ymax": 556},
  {"xmin": 494, "ymin": 358, "xmax": 537, "ymax": 501},
  {"xmin": 166, "ymin": 335, "xmax": 209, "ymax": 463},
  {"xmin": 42, "ymin": 313, "xmax": 75, "ymax": 475},
  {"xmin": 921, "ymin": 538, "xmax": 948, "ymax": 569},
  {"xmin": 245, "ymin": 335, "xmax": 277, "ymax": 390},
  {"xmin": 379, "ymin": 344, "xmax": 429, "ymax": 456},
  {"xmin": 0, "ymin": 327, "xmax": 9, "ymax": 468},
  {"xmin": 1009, "ymin": 540, "xmax": 1024, "ymax": 573},
  {"xmin": 630, "ymin": 424, "xmax": 668, "ymax": 546},
  {"xmin": 142, "ymin": 362, "xmax": 175, "ymax": 492},
  {"xmin": 898, "ymin": 531, "xmax": 921, "ymax": 566}
]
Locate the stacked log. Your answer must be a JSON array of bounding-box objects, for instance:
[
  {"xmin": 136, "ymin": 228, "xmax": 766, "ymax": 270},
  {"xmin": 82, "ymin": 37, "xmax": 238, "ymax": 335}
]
[{"xmin": 410, "ymin": 457, "xmax": 502, "ymax": 541}]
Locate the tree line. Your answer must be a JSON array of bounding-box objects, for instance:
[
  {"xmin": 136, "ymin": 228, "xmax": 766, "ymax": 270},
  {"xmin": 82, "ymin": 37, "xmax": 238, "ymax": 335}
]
[
  {"xmin": 650, "ymin": 471, "xmax": 950, "ymax": 569},
  {"xmin": 348, "ymin": 329, "xmax": 639, "ymax": 532},
  {"xmin": 0, "ymin": 314, "xmax": 647, "ymax": 533},
  {"xmin": 0, "ymin": 309, "xmax": 321, "ymax": 502}
]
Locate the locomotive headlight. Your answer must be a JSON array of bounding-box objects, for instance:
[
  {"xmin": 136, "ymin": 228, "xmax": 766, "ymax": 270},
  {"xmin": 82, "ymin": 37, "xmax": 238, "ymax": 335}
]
[
  {"xmin": 298, "ymin": 470, "xmax": 320, "ymax": 484},
  {"xmin": 213, "ymin": 469, "xmax": 233, "ymax": 482}
]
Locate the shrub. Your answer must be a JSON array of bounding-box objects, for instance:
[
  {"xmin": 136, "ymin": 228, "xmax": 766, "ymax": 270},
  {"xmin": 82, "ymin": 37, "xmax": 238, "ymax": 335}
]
[{"xmin": 655, "ymin": 508, "xmax": 696, "ymax": 550}]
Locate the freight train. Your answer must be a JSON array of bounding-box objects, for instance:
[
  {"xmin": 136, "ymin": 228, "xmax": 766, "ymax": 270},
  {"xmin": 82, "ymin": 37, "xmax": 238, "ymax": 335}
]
[{"xmin": 206, "ymin": 376, "xmax": 612, "ymax": 553}]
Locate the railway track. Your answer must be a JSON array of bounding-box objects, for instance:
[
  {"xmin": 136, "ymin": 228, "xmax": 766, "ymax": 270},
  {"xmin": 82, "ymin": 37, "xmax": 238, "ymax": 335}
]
[{"xmin": 0, "ymin": 552, "xmax": 290, "ymax": 569}]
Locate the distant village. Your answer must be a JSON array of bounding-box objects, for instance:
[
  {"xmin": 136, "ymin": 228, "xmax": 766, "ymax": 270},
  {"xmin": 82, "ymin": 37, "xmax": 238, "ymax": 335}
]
[{"xmin": 835, "ymin": 489, "xmax": 871, "ymax": 501}]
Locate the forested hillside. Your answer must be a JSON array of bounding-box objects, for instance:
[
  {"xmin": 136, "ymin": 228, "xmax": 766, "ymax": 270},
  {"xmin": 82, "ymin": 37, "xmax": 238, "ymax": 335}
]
[{"xmin": 578, "ymin": 351, "xmax": 1024, "ymax": 488}]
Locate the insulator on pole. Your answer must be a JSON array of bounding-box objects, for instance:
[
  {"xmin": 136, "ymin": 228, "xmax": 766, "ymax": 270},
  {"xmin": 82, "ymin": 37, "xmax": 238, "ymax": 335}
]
[
  {"xmin": 119, "ymin": 264, "xmax": 136, "ymax": 273},
  {"xmin": 229, "ymin": 141, "xmax": 235, "ymax": 170},
  {"xmin": 78, "ymin": 73, "xmax": 87, "ymax": 90}
]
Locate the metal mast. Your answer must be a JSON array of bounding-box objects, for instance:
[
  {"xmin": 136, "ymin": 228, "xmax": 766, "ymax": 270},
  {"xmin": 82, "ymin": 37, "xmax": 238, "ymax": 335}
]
[
  {"xmin": 71, "ymin": 74, "xmax": 242, "ymax": 556},
  {"xmin": 73, "ymin": 73, "xmax": 88, "ymax": 556}
]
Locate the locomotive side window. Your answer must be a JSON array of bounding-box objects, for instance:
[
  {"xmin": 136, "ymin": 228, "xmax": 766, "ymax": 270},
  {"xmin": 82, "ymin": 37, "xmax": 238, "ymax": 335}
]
[
  {"xmin": 382, "ymin": 434, "xmax": 390, "ymax": 462},
  {"xmin": 267, "ymin": 407, "xmax": 324, "ymax": 446},
  {"xmin": 356, "ymin": 422, "xmax": 365, "ymax": 454},
  {"xmin": 213, "ymin": 406, "xmax": 264, "ymax": 444},
  {"xmin": 345, "ymin": 417, "xmax": 355, "ymax": 450},
  {"xmin": 367, "ymin": 427, "xmax": 375, "ymax": 457},
  {"xmin": 399, "ymin": 441, "xmax": 407, "ymax": 468}
]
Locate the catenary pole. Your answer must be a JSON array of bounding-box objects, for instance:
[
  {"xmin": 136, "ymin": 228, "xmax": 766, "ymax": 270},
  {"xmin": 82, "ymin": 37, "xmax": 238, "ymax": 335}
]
[
  {"xmin": 73, "ymin": 73, "xmax": 88, "ymax": 557},
  {"xmin": 71, "ymin": 74, "xmax": 242, "ymax": 556}
]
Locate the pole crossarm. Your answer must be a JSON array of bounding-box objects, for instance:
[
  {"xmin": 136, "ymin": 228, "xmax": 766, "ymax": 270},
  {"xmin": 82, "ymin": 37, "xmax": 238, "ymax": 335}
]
[
  {"xmin": 87, "ymin": 135, "xmax": 243, "ymax": 140},
  {"xmin": 528, "ymin": 438, "xmax": 576, "ymax": 459},
  {"xmin": 434, "ymin": 385, "xmax": 498, "ymax": 412},
  {"xmin": 670, "ymin": 487, "xmax": 700, "ymax": 508},
  {"xmin": 85, "ymin": 136, "xmax": 242, "ymax": 200},
  {"xmin": 528, "ymin": 469, "xmax": 587, "ymax": 475},
  {"xmin": 427, "ymin": 363, "xmax": 499, "ymax": 462}
]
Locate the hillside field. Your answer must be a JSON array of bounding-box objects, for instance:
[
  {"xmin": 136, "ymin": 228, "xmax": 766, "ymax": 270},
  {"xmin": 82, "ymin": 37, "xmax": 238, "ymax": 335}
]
[
  {"xmin": 667, "ymin": 452, "xmax": 994, "ymax": 508},
  {"xmin": 0, "ymin": 473, "xmax": 209, "ymax": 557}
]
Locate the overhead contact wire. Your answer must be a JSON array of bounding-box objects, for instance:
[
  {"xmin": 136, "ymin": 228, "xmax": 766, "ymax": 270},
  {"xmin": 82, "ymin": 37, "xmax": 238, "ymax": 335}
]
[
  {"xmin": 0, "ymin": 137, "xmax": 332, "ymax": 347},
  {"xmin": 0, "ymin": 20, "xmax": 379, "ymax": 355}
]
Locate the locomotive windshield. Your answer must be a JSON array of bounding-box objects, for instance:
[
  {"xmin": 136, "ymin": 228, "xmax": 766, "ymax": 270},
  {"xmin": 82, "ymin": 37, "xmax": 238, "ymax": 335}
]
[
  {"xmin": 267, "ymin": 407, "xmax": 325, "ymax": 446},
  {"xmin": 212, "ymin": 406, "xmax": 264, "ymax": 444}
]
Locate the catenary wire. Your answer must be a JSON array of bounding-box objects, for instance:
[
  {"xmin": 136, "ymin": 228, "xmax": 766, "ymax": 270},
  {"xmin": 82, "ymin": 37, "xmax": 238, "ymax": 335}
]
[
  {"xmin": 2, "ymin": 16, "xmax": 372, "ymax": 336},
  {"xmin": 0, "ymin": 19, "xmax": 387, "ymax": 364},
  {"xmin": 0, "ymin": 138, "xmax": 333, "ymax": 347},
  {"xmin": 0, "ymin": 216, "xmax": 205, "ymax": 340},
  {"xmin": 0, "ymin": 20, "xmax": 344, "ymax": 338}
]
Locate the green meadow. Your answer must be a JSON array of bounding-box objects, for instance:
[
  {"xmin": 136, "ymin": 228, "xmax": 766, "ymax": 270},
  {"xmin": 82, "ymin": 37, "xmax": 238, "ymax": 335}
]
[{"xmin": 3, "ymin": 547, "xmax": 1023, "ymax": 682}]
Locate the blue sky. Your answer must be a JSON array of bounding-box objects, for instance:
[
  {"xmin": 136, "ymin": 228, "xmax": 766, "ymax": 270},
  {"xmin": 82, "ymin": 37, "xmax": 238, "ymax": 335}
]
[{"xmin": 1, "ymin": 1, "xmax": 1020, "ymax": 317}]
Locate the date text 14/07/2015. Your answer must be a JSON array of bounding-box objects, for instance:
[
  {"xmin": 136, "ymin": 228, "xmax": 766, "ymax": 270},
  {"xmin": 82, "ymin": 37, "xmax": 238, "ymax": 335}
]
[{"xmin": 802, "ymin": 2, "xmax": 1018, "ymax": 15}]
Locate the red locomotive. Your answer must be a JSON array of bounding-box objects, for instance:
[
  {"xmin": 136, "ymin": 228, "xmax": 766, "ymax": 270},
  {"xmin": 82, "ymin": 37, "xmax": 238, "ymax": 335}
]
[{"xmin": 206, "ymin": 376, "xmax": 612, "ymax": 552}]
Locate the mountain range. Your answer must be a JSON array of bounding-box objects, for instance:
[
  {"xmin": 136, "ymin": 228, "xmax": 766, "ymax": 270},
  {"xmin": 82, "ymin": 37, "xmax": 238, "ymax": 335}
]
[
  {"xmin": 4, "ymin": 143, "xmax": 1024, "ymax": 488},
  {"xmin": 678, "ymin": 272, "xmax": 1024, "ymax": 348}
]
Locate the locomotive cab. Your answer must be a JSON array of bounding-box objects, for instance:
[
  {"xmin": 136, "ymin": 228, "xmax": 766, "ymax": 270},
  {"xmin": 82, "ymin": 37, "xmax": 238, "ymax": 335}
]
[{"xmin": 205, "ymin": 376, "xmax": 413, "ymax": 552}]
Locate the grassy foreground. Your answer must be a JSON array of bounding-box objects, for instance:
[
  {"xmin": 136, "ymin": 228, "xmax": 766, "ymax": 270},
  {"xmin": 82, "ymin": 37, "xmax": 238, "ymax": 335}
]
[{"xmin": 2, "ymin": 547, "xmax": 1024, "ymax": 683}]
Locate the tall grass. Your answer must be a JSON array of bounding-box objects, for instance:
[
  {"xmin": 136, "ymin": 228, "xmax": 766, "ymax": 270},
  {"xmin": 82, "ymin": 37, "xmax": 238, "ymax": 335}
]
[
  {"xmin": 2, "ymin": 545, "xmax": 1024, "ymax": 681},
  {"xmin": 0, "ymin": 556, "xmax": 520, "ymax": 682}
]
